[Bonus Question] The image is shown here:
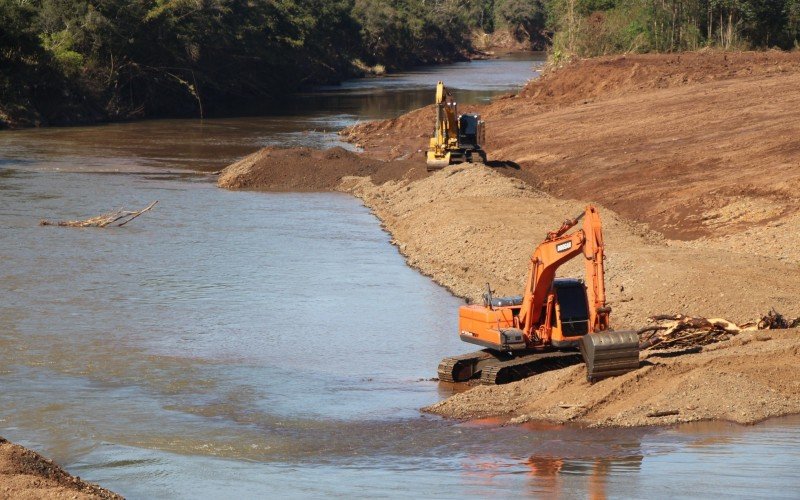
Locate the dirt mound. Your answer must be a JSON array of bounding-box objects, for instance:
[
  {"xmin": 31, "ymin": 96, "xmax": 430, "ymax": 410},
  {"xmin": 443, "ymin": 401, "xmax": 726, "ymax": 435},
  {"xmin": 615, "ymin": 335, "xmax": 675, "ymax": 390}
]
[
  {"xmin": 341, "ymin": 106, "xmax": 435, "ymax": 160},
  {"xmin": 518, "ymin": 50, "xmax": 800, "ymax": 105},
  {"xmin": 489, "ymin": 67, "xmax": 800, "ymax": 240},
  {"xmin": 424, "ymin": 328, "xmax": 800, "ymax": 427},
  {"xmin": 342, "ymin": 50, "xmax": 800, "ymax": 239},
  {"xmin": 217, "ymin": 146, "xmax": 425, "ymax": 191},
  {"xmin": 0, "ymin": 437, "xmax": 122, "ymax": 499}
]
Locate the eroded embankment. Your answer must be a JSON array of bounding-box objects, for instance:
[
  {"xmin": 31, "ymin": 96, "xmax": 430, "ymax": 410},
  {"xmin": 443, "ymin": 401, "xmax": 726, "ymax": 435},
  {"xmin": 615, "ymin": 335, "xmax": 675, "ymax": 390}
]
[
  {"xmin": 343, "ymin": 50, "xmax": 800, "ymax": 241},
  {"xmin": 0, "ymin": 437, "xmax": 122, "ymax": 499}
]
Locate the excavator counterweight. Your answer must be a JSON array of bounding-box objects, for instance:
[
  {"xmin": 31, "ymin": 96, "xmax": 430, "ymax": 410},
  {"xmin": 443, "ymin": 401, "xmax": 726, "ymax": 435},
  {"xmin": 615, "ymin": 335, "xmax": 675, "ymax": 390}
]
[{"xmin": 439, "ymin": 205, "xmax": 640, "ymax": 385}]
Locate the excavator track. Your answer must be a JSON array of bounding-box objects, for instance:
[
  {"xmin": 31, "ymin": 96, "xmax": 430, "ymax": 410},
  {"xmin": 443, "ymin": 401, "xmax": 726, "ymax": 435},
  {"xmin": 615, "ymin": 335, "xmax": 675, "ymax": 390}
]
[
  {"xmin": 479, "ymin": 351, "xmax": 584, "ymax": 385},
  {"xmin": 437, "ymin": 349, "xmax": 510, "ymax": 383},
  {"xmin": 438, "ymin": 349, "xmax": 584, "ymax": 384}
]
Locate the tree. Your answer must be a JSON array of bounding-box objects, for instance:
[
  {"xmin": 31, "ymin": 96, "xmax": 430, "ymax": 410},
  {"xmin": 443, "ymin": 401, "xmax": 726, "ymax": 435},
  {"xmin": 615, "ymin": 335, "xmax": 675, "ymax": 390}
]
[
  {"xmin": 496, "ymin": 0, "xmax": 547, "ymax": 39},
  {"xmin": 784, "ymin": 0, "xmax": 800, "ymax": 44}
]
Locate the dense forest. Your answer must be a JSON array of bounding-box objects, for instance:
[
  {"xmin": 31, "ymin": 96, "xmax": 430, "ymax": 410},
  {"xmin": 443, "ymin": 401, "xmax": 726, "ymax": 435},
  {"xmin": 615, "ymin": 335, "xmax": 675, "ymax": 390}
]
[
  {"xmin": 0, "ymin": 0, "xmax": 539, "ymax": 126},
  {"xmin": 1, "ymin": 0, "xmax": 798, "ymax": 127},
  {"xmin": 548, "ymin": 0, "xmax": 800, "ymax": 58}
]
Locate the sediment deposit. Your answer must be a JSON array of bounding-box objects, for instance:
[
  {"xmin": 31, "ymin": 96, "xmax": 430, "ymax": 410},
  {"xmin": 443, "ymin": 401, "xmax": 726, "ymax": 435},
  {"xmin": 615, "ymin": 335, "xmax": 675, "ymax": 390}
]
[{"xmin": 0, "ymin": 437, "xmax": 122, "ymax": 499}]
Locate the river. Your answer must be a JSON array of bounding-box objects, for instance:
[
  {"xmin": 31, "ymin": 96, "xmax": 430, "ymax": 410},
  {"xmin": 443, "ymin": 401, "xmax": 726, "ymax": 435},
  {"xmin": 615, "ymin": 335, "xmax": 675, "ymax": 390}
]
[{"xmin": 1, "ymin": 53, "xmax": 799, "ymax": 498}]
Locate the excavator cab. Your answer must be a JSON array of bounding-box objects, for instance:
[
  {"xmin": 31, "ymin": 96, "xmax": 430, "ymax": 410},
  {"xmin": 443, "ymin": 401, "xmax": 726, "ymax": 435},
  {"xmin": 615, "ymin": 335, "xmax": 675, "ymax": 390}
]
[
  {"xmin": 456, "ymin": 114, "xmax": 486, "ymax": 163},
  {"xmin": 552, "ymin": 278, "xmax": 590, "ymax": 340}
]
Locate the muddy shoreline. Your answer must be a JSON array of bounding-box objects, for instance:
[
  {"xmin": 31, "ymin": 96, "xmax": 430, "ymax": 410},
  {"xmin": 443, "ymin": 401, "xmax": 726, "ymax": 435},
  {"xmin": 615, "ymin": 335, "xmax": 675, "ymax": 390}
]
[
  {"xmin": 217, "ymin": 50, "xmax": 800, "ymax": 427},
  {"xmin": 0, "ymin": 437, "xmax": 121, "ymax": 499}
]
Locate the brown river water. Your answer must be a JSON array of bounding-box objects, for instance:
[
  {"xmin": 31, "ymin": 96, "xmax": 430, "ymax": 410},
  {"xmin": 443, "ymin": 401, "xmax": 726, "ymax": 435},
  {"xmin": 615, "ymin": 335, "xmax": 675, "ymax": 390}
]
[{"xmin": 2, "ymin": 54, "xmax": 800, "ymax": 498}]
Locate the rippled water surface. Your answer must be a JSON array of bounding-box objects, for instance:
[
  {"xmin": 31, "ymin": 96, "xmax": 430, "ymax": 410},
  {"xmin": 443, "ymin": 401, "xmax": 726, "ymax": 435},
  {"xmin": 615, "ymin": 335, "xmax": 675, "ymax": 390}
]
[{"xmin": 2, "ymin": 54, "xmax": 799, "ymax": 498}]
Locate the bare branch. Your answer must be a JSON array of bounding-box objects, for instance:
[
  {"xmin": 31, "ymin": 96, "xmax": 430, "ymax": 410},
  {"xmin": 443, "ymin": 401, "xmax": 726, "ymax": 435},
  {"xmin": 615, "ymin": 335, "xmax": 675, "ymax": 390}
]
[{"xmin": 40, "ymin": 201, "xmax": 158, "ymax": 228}]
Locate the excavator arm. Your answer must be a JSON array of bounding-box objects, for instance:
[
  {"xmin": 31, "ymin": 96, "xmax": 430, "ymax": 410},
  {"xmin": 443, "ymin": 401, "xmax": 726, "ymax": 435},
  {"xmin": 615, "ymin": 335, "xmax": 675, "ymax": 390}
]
[
  {"xmin": 435, "ymin": 82, "xmax": 459, "ymax": 146},
  {"xmin": 427, "ymin": 81, "xmax": 460, "ymax": 168},
  {"xmin": 516, "ymin": 225, "xmax": 585, "ymax": 334},
  {"xmin": 517, "ymin": 205, "xmax": 609, "ymax": 340},
  {"xmin": 582, "ymin": 205, "xmax": 609, "ymax": 333}
]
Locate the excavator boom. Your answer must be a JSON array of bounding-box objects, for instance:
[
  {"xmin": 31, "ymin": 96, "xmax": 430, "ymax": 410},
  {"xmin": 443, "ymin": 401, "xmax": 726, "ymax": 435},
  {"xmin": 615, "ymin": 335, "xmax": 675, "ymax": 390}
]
[{"xmin": 516, "ymin": 206, "xmax": 609, "ymax": 345}]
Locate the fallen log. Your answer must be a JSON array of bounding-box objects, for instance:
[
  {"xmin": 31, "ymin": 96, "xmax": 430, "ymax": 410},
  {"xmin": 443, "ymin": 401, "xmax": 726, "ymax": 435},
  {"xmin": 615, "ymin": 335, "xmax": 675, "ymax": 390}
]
[
  {"xmin": 647, "ymin": 409, "xmax": 680, "ymax": 418},
  {"xmin": 40, "ymin": 201, "xmax": 158, "ymax": 228}
]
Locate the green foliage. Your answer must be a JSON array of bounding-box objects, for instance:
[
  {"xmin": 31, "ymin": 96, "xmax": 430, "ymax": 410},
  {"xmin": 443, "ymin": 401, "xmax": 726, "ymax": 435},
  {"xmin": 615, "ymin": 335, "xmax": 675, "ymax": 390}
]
[
  {"xmin": 547, "ymin": 0, "xmax": 800, "ymax": 59},
  {"xmin": 39, "ymin": 29, "xmax": 84, "ymax": 75},
  {"xmin": 787, "ymin": 0, "xmax": 800, "ymax": 41},
  {"xmin": 353, "ymin": 0, "xmax": 474, "ymax": 68},
  {"xmin": 495, "ymin": 0, "xmax": 546, "ymax": 38},
  {"xmin": 0, "ymin": 0, "xmax": 74, "ymax": 125},
  {"xmin": 3, "ymin": 0, "xmax": 798, "ymax": 127},
  {"xmin": 0, "ymin": 0, "xmax": 488, "ymax": 125}
]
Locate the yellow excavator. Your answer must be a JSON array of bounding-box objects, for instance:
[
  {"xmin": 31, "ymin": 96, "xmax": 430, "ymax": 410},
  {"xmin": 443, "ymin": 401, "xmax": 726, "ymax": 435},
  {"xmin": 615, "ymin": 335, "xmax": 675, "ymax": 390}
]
[{"xmin": 426, "ymin": 81, "xmax": 487, "ymax": 170}]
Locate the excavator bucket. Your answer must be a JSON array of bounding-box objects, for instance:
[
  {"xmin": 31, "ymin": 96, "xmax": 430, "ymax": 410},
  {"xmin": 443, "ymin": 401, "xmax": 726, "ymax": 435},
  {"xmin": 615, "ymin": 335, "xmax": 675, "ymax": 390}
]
[
  {"xmin": 580, "ymin": 330, "xmax": 640, "ymax": 382},
  {"xmin": 426, "ymin": 151, "xmax": 451, "ymax": 171}
]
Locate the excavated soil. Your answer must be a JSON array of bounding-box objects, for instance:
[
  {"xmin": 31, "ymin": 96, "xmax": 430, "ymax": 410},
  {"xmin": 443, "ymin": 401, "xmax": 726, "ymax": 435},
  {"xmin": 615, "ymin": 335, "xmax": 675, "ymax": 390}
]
[
  {"xmin": 344, "ymin": 50, "xmax": 800, "ymax": 240},
  {"xmin": 217, "ymin": 146, "xmax": 424, "ymax": 191},
  {"xmin": 0, "ymin": 437, "xmax": 122, "ymax": 499},
  {"xmin": 219, "ymin": 50, "xmax": 800, "ymax": 426},
  {"xmin": 339, "ymin": 164, "xmax": 800, "ymax": 331}
]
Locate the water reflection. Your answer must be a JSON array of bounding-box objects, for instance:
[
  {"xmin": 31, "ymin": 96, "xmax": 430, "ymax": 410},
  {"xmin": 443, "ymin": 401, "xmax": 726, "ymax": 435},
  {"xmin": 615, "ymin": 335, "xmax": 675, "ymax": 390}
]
[{"xmin": 525, "ymin": 455, "xmax": 643, "ymax": 499}]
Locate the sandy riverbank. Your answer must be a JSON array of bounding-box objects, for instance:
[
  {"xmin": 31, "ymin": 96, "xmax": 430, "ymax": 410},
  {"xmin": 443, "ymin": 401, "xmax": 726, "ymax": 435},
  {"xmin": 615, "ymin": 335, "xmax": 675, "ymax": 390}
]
[
  {"xmin": 425, "ymin": 327, "xmax": 800, "ymax": 427},
  {"xmin": 0, "ymin": 437, "xmax": 121, "ymax": 499},
  {"xmin": 217, "ymin": 50, "xmax": 800, "ymax": 426}
]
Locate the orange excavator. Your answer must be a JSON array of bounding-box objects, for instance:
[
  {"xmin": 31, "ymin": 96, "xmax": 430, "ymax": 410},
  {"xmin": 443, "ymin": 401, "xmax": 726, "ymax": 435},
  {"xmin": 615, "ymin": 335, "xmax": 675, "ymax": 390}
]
[{"xmin": 438, "ymin": 205, "xmax": 640, "ymax": 384}]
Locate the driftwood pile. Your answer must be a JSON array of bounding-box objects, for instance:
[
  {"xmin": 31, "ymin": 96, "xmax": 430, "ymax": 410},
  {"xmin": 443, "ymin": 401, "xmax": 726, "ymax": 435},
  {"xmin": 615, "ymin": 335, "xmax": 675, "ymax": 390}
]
[
  {"xmin": 638, "ymin": 309, "xmax": 800, "ymax": 350},
  {"xmin": 40, "ymin": 201, "xmax": 158, "ymax": 228},
  {"xmin": 638, "ymin": 314, "xmax": 752, "ymax": 350}
]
